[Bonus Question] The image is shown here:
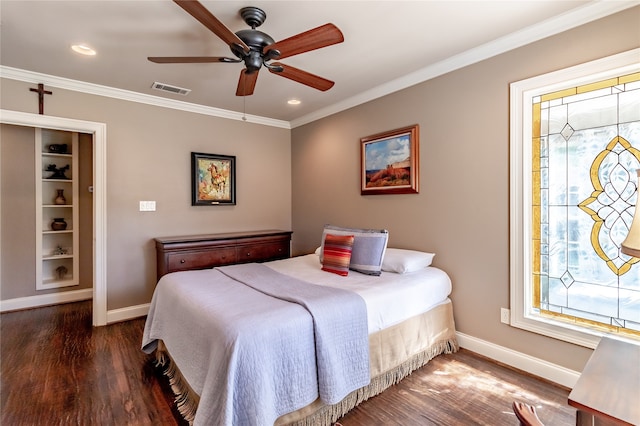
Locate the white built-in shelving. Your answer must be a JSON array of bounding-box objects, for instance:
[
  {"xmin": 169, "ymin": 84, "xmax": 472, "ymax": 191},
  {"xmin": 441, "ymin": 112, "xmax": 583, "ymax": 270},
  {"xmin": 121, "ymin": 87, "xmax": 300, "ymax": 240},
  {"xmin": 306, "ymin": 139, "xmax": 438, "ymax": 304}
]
[{"xmin": 35, "ymin": 129, "xmax": 79, "ymax": 290}]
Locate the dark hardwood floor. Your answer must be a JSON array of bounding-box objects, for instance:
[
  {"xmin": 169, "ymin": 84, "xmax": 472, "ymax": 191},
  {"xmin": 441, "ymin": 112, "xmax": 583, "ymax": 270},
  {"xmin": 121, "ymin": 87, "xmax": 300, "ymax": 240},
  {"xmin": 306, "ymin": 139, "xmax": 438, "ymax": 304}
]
[{"xmin": 1, "ymin": 301, "xmax": 576, "ymax": 425}]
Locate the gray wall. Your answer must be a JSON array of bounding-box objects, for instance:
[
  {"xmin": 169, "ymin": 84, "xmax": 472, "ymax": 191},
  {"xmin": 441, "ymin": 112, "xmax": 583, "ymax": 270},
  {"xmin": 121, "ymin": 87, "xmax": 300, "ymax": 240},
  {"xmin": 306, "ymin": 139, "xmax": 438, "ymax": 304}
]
[
  {"xmin": 290, "ymin": 7, "xmax": 640, "ymax": 372},
  {"xmin": 1, "ymin": 81, "xmax": 292, "ymax": 310},
  {"xmin": 1, "ymin": 5, "xmax": 637, "ymax": 373},
  {"xmin": 1, "ymin": 124, "xmax": 37, "ymax": 297}
]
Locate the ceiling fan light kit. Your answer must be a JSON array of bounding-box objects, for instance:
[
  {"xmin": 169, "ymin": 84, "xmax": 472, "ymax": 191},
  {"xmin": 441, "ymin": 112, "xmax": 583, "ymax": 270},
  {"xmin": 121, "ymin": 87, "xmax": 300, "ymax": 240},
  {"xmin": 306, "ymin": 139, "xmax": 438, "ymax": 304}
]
[{"xmin": 148, "ymin": 1, "xmax": 344, "ymax": 97}]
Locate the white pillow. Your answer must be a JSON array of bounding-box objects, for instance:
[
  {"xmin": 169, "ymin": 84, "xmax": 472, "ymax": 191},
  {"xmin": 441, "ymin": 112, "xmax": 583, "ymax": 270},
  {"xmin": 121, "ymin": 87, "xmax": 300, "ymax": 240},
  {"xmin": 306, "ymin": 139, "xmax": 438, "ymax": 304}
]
[{"xmin": 381, "ymin": 248, "xmax": 435, "ymax": 274}]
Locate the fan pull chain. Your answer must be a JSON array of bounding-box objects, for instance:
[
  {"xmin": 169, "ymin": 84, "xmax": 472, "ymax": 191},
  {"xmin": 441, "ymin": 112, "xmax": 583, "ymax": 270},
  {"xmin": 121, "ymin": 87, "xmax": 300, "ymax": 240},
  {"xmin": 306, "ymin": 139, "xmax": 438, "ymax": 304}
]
[{"xmin": 242, "ymin": 94, "xmax": 247, "ymax": 121}]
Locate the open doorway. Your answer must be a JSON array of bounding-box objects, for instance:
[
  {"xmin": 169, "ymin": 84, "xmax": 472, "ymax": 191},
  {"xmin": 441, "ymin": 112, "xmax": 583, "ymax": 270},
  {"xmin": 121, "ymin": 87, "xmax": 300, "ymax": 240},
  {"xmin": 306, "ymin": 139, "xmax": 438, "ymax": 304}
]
[{"xmin": 0, "ymin": 110, "xmax": 107, "ymax": 326}]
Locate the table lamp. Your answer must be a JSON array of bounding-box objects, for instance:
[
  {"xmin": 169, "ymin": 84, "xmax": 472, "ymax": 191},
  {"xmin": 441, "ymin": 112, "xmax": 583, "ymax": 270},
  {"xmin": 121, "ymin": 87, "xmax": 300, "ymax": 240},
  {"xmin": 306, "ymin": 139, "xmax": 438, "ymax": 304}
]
[{"xmin": 621, "ymin": 169, "xmax": 640, "ymax": 258}]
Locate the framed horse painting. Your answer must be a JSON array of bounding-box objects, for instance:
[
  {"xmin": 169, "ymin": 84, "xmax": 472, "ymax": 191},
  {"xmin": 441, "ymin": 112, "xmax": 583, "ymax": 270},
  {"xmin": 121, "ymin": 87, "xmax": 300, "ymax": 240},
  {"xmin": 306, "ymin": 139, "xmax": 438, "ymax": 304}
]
[{"xmin": 191, "ymin": 152, "xmax": 236, "ymax": 205}]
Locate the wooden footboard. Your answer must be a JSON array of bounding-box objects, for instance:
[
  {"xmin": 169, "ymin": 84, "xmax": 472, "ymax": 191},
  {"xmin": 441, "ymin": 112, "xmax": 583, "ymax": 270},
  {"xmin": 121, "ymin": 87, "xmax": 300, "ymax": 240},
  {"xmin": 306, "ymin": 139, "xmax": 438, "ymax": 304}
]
[{"xmin": 154, "ymin": 300, "xmax": 458, "ymax": 425}]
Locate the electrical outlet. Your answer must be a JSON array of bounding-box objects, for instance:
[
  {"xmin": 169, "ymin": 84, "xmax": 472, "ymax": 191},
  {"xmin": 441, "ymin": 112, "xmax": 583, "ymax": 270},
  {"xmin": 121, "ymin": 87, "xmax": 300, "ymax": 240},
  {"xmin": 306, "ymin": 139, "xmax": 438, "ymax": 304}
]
[{"xmin": 500, "ymin": 308, "xmax": 510, "ymax": 324}]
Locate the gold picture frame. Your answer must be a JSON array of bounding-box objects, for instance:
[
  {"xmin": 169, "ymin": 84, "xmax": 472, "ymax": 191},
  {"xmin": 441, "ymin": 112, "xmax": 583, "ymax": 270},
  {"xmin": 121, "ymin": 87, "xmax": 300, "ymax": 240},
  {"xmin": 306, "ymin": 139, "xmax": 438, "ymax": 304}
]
[{"xmin": 361, "ymin": 124, "xmax": 419, "ymax": 195}]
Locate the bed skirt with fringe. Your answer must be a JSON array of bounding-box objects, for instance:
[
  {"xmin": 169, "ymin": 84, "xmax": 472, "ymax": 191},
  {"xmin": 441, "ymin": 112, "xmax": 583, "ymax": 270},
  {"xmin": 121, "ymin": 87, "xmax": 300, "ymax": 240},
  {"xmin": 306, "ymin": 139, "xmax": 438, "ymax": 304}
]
[{"xmin": 153, "ymin": 299, "xmax": 458, "ymax": 425}]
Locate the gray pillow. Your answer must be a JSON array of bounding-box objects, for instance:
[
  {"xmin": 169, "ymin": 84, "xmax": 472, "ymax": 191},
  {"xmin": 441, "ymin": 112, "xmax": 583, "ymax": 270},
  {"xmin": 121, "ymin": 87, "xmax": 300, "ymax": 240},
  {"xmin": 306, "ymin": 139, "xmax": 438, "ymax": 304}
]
[{"xmin": 320, "ymin": 225, "xmax": 389, "ymax": 275}]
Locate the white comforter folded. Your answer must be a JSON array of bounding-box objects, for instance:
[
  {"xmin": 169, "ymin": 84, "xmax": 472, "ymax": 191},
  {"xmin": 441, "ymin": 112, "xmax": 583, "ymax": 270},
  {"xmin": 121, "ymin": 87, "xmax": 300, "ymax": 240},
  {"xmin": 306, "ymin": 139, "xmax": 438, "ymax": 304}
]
[{"xmin": 266, "ymin": 254, "xmax": 453, "ymax": 333}]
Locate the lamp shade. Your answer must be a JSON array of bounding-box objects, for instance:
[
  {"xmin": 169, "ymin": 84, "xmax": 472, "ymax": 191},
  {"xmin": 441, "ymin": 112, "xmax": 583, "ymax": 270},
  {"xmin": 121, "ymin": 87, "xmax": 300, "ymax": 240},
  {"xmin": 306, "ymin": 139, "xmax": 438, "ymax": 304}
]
[{"xmin": 621, "ymin": 169, "xmax": 640, "ymax": 258}]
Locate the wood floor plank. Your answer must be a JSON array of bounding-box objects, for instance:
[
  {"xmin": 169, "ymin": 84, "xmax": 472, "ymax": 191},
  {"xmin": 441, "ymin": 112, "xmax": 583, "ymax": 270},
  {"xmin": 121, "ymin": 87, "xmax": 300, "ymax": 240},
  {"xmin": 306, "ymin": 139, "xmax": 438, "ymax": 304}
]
[
  {"xmin": 338, "ymin": 349, "xmax": 574, "ymax": 425},
  {"xmin": 1, "ymin": 301, "xmax": 575, "ymax": 425}
]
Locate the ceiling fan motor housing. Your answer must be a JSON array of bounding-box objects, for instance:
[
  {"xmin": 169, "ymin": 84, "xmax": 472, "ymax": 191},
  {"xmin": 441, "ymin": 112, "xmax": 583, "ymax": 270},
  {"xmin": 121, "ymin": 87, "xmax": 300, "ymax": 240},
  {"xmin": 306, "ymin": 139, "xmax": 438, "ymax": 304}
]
[{"xmin": 234, "ymin": 29, "xmax": 278, "ymax": 73}]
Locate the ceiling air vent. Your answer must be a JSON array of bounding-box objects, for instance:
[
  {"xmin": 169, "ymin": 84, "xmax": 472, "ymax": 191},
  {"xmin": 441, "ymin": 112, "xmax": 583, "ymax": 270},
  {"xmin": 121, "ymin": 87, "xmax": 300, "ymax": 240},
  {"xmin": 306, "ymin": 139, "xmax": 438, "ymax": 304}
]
[{"xmin": 151, "ymin": 82, "xmax": 191, "ymax": 96}]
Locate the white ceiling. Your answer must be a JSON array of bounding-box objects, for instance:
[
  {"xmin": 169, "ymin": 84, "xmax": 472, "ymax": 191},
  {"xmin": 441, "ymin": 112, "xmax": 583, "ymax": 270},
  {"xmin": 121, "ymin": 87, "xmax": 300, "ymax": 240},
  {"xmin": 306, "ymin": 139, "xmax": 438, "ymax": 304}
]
[{"xmin": 1, "ymin": 1, "xmax": 635, "ymax": 127}]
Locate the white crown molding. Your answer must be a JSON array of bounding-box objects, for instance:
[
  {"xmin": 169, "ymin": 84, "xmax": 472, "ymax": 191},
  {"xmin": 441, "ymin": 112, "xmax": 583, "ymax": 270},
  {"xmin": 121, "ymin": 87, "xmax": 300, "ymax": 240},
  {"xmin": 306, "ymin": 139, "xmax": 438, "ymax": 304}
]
[
  {"xmin": 290, "ymin": 0, "xmax": 638, "ymax": 128},
  {"xmin": 0, "ymin": 66, "xmax": 290, "ymax": 130},
  {"xmin": 0, "ymin": 2, "xmax": 634, "ymax": 130}
]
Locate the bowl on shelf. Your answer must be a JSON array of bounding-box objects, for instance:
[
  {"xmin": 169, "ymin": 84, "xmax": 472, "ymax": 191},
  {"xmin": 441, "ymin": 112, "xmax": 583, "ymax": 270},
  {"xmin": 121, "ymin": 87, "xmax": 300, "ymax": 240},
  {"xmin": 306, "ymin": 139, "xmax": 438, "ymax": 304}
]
[{"xmin": 51, "ymin": 218, "xmax": 67, "ymax": 231}]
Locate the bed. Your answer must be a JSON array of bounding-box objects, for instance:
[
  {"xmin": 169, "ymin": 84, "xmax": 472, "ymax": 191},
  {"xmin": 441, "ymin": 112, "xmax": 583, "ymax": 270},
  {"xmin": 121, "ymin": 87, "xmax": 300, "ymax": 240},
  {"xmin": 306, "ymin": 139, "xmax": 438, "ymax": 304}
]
[{"xmin": 142, "ymin": 231, "xmax": 458, "ymax": 426}]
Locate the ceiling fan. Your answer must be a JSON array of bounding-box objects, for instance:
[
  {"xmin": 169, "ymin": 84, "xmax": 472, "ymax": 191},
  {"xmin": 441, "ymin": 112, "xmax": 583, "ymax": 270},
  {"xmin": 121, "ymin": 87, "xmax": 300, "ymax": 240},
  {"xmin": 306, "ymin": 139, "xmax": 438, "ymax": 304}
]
[{"xmin": 148, "ymin": 0, "xmax": 344, "ymax": 96}]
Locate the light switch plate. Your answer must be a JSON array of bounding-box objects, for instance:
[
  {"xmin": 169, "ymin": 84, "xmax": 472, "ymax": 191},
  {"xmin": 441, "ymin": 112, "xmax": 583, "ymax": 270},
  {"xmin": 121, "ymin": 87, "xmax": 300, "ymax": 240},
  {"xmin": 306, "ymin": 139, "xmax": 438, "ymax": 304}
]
[{"xmin": 139, "ymin": 201, "xmax": 156, "ymax": 211}]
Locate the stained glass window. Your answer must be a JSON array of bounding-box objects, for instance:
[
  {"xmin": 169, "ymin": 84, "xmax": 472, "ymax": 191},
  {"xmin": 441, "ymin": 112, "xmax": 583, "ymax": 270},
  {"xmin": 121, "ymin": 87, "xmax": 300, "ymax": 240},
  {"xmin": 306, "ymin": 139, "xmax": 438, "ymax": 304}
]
[{"xmin": 531, "ymin": 73, "xmax": 640, "ymax": 337}]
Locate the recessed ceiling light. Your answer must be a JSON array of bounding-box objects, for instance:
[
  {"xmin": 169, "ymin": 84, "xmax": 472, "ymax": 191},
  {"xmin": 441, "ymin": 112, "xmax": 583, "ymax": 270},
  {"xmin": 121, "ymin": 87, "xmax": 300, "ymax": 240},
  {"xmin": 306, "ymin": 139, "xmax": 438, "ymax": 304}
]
[
  {"xmin": 287, "ymin": 99, "xmax": 301, "ymax": 105},
  {"xmin": 71, "ymin": 44, "xmax": 96, "ymax": 56}
]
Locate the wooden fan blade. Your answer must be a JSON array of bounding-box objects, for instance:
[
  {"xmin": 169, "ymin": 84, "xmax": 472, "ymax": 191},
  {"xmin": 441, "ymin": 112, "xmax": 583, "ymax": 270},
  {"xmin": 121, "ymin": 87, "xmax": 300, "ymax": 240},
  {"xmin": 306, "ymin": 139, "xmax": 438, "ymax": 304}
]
[
  {"xmin": 148, "ymin": 56, "xmax": 239, "ymax": 63},
  {"xmin": 268, "ymin": 63, "xmax": 334, "ymax": 91},
  {"xmin": 236, "ymin": 69, "xmax": 259, "ymax": 96},
  {"xmin": 265, "ymin": 23, "xmax": 344, "ymax": 60},
  {"xmin": 173, "ymin": 0, "xmax": 249, "ymax": 54}
]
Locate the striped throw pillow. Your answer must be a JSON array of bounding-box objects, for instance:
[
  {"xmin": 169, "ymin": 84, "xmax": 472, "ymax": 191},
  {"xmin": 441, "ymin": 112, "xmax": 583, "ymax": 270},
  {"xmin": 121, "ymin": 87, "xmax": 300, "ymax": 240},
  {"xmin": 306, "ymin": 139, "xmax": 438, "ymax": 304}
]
[
  {"xmin": 319, "ymin": 225, "xmax": 389, "ymax": 275},
  {"xmin": 321, "ymin": 234, "xmax": 355, "ymax": 276}
]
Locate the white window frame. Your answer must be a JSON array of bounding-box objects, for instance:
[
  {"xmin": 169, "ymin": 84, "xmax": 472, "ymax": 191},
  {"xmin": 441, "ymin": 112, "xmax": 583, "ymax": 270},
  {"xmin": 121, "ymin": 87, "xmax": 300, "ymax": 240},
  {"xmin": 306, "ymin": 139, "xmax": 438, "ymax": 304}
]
[{"xmin": 509, "ymin": 48, "xmax": 640, "ymax": 349}]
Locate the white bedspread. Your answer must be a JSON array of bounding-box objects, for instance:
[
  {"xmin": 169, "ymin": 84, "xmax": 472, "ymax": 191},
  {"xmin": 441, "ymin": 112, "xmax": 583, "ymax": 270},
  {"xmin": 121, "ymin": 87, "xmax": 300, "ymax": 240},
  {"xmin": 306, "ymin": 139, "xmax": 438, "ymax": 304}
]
[
  {"xmin": 142, "ymin": 254, "xmax": 453, "ymax": 425},
  {"xmin": 142, "ymin": 263, "xmax": 369, "ymax": 426},
  {"xmin": 266, "ymin": 254, "xmax": 452, "ymax": 333}
]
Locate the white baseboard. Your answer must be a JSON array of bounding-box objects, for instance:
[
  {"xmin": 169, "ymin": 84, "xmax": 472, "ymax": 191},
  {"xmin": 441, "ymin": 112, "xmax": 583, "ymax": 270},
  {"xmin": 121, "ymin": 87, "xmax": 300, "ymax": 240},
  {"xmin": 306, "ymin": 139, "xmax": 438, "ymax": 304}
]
[
  {"xmin": 0, "ymin": 292, "xmax": 150, "ymax": 324},
  {"xmin": 0, "ymin": 288, "xmax": 93, "ymax": 312},
  {"xmin": 106, "ymin": 303, "xmax": 149, "ymax": 324},
  {"xmin": 456, "ymin": 332, "xmax": 580, "ymax": 388}
]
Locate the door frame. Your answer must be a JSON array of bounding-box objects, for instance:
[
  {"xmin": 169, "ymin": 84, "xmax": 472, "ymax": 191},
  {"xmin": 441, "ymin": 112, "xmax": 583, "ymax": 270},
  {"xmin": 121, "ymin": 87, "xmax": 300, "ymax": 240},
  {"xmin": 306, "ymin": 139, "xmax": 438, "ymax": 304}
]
[{"xmin": 1, "ymin": 109, "xmax": 107, "ymax": 326}]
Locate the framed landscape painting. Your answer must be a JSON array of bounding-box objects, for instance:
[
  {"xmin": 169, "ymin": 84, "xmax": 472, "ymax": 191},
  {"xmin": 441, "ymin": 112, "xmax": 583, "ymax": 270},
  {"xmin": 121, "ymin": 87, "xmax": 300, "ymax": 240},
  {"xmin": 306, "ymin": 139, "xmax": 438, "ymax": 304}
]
[
  {"xmin": 191, "ymin": 152, "xmax": 236, "ymax": 205},
  {"xmin": 361, "ymin": 124, "xmax": 419, "ymax": 195}
]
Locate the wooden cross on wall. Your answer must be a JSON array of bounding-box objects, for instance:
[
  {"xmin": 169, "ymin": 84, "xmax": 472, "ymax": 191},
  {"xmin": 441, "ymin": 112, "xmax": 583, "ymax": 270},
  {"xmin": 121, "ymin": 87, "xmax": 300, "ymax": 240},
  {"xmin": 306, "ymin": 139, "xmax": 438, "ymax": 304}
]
[{"xmin": 29, "ymin": 83, "xmax": 52, "ymax": 115}]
